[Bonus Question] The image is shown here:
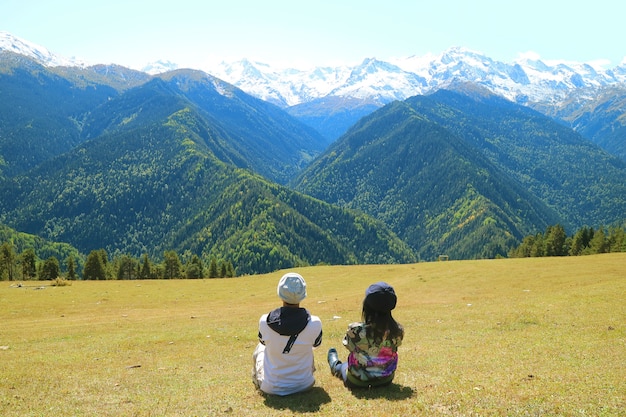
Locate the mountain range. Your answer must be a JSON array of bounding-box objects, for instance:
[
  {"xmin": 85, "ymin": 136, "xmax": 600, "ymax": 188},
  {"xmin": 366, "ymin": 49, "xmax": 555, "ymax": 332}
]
[
  {"xmin": 0, "ymin": 31, "xmax": 625, "ymax": 275},
  {"xmin": 208, "ymin": 52, "xmax": 626, "ymax": 159},
  {"xmin": 3, "ymin": 31, "xmax": 626, "ymax": 147},
  {"xmin": 0, "ymin": 57, "xmax": 415, "ymax": 274},
  {"xmin": 292, "ymin": 87, "xmax": 626, "ymax": 259},
  {"xmin": 207, "ymin": 51, "xmax": 626, "ymax": 107}
]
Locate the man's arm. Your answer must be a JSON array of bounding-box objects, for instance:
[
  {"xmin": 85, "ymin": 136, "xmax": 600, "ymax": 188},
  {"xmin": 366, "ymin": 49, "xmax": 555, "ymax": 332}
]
[{"xmin": 313, "ymin": 329, "xmax": 322, "ymax": 347}]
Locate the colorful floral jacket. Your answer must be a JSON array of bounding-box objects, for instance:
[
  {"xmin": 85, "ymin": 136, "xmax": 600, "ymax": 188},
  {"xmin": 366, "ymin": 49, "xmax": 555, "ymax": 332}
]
[{"xmin": 342, "ymin": 322, "xmax": 403, "ymax": 383}]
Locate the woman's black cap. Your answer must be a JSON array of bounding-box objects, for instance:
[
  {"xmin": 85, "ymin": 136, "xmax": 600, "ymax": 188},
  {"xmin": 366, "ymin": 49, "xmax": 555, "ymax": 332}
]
[{"xmin": 364, "ymin": 282, "xmax": 397, "ymax": 312}]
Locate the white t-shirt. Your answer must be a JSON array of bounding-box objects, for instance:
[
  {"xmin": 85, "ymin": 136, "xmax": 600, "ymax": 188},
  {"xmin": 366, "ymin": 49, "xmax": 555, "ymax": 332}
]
[{"xmin": 255, "ymin": 309, "xmax": 322, "ymax": 396}]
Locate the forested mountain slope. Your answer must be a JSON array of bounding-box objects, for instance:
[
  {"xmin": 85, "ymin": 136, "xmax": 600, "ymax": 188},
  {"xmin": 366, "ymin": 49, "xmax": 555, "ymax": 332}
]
[
  {"xmin": 533, "ymin": 85, "xmax": 626, "ymax": 162},
  {"xmin": 0, "ymin": 52, "xmax": 117, "ymax": 177},
  {"xmin": 2, "ymin": 48, "xmax": 624, "ymax": 271},
  {"xmin": 0, "ymin": 224, "xmax": 83, "ymax": 272},
  {"xmin": 0, "ymin": 53, "xmax": 326, "ymax": 185},
  {"xmin": 292, "ymin": 100, "xmax": 561, "ymax": 260},
  {"xmin": 155, "ymin": 70, "xmax": 327, "ymax": 184},
  {"xmin": 408, "ymin": 88, "xmax": 626, "ymax": 228},
  {"xmin": 293, "ymin": 90, "xmax": 626, "ymax": 260},
  {"xmin": 0, "ymin": 86, "xmax": 415, "ymax": 274},
  {"xmin": 285, "ymin": 96, "xmax": 381, "ymax": 144}
]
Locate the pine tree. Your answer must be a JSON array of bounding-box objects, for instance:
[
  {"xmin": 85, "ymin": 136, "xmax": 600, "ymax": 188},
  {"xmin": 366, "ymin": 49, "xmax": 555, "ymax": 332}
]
[
  {"xmin": 140, "ymin": 253, "xmax": 152, "ymax": 279},
  {"xmin": 607, "ymin": 226, "xmax": 626, "ymax": 253},
  {"xmin": 0, "ymin": 242, "xmax": 16, "ymax": 281},
  {"xmin": 530, "ymin": 233, "xmax": 545, "ymax": 257},
  {"xmin": 545, "ymin": 224, "xmax": 567, "ymax": 256},
  {"xmin": 40, "ymin": 256, "xmax": 60, "ymax": 281},
  {"xmin": 185, "ymin": 255, "xmax": 204, "ymax": 279},
  {"xmin": 116, "ymin": 255, "xmax": 136, "ymax": 280},
  {"xmin": 20, "ymin": 248, "xmax": 37, "ymax": 280},
  {"xmin": 163, "ymin": 251, "xmax": 182, "ymax": 279},
  {"xmin": 208, "ymin": 258, "xmax": 218, "ymax": 278},
  {"xmin": 66, "ymin": 256, "xmax": 77, "ymax": 280},
  {"xmin": 587, "ymin": 227, "xmax": 608, "ymax": 254},
  {"xmin": 84, "ymin": 250, "xmax": 107, "ymax": 280},
  {"xmin": 509, "ymin": 235, "xmax": 535, "ymax": 258},
  {"xmin": 569, "ymin": 228, "xmax": 587, "ymax": 256},
  {"xmin": 97, "ymin": 249, "xmax": 111, "ymax": 280},
  {"xmin": 225, "ymin": 261, "xmax": 236, "ymax": 277}
]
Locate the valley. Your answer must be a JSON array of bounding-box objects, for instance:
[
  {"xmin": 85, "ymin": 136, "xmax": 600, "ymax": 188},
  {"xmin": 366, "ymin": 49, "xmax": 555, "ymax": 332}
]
[{"xmin": 0, "ymin": 32, "xmax": 625, "ymax": 277}]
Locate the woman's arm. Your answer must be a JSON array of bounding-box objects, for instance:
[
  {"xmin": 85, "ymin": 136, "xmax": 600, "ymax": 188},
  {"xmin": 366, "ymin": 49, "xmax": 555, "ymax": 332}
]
[{"xmin": 342, "ymin": 322, "xmax": 364, "ymax": 352}]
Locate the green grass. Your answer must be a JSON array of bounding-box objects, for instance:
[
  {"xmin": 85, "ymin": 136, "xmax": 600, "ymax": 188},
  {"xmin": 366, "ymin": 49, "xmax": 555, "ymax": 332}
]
[{"xmin": 1, "ymin": 254, "xmax": 624, "ymax": 416}]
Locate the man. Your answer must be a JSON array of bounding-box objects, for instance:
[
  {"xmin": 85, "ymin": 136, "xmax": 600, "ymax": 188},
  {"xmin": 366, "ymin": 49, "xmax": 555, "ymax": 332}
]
[{"xmin": 252, "ymin": 272, "xmax": 323, "ymax": 395}]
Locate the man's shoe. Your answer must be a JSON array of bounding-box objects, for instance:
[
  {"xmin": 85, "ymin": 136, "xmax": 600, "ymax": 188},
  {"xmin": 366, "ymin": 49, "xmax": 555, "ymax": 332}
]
[{"xmin": 327, "ymin": 348, "xmax": 341, "ymax": 377}]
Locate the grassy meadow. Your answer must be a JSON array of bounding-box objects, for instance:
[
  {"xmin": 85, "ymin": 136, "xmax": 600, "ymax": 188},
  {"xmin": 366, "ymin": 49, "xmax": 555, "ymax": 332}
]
[{"xmin": 1, "ymin": 253, "xmax": 624, "ymax": 416}]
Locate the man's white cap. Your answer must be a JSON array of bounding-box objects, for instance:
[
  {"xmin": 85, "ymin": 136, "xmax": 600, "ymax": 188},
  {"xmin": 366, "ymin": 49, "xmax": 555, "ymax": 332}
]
[{"xmin": 277, "ymin": 272, "xmax": 307, "ymax": 304}]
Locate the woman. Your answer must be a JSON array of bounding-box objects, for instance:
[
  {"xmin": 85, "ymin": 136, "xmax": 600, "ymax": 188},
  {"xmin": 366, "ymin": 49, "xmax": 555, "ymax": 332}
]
[{"xmin": 327, "ymin": 282, "xmax": 404, "ymax": 388}]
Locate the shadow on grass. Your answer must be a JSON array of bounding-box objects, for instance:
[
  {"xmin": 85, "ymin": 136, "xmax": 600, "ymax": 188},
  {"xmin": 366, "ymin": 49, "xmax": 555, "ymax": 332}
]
[
  {"xmin": 348, "ymin": 382, "xmax": 415, "ymax": 400},
  {"xmin": 262, "ymin": 387, "xmax": 331, "ymax": 413}
]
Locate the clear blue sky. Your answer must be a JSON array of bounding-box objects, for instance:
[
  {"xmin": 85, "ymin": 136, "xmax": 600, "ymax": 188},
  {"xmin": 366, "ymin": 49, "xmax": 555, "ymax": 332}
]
[{"xmin": 2, "ymin": 0, "xmax": 624, "ymax": 69}]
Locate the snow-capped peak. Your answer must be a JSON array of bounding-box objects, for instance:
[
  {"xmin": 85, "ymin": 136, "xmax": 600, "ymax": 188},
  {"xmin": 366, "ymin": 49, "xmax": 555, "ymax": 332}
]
[
  {"xmin": 0, "ymin": 31, "xmax": 86, "ymax": 67},
  {"xmin": 2, "ymin": 31, "xmax": 625, "ymax": 110},
  {"xmin": 205, "ymin": 46, "xmax": 626, "ymax": 107},
  {"xmin": 142, "ymin": 60, "xmax": 179, "ymax": 75}
]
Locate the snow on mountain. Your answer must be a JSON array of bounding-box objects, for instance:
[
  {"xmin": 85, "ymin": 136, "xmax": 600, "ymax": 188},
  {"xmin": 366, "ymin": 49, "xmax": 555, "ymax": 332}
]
[
  {"xmin": 207, "ymin": 59, "xmax": 353, "ymax": 107},
  {"xmin": 614, "ymin": 61, "xmax": 626, "ymax": 79},
  {"xmin": 2, "ymin": 31, "xmax": 625, "ymax": 110},
  {"xmin": 142, "ymin": 59, "xmax": 179, "ymax": 75},
  {"xmin": 388, "ymin": 47, "xmax": 626, "ymax": 105},
  {"xmin": 206, "ymin": 47, "xmax": 626, "ymax": 108},
  {"xmin": 325, "ymin": 58, "xmax": 427, "ymax": 104},
  {"xmin": 0, "ymin": 31, "xmax": 86, "ymax": 67}
]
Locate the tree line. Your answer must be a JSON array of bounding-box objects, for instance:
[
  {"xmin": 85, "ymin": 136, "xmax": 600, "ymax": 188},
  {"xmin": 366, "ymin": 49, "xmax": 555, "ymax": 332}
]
[
  {"xmin": 508, "ymin": 224, "xmax": 626, "ymax": 258},
  {"xmin": 4, "ymin": 223, "xmax": 624, "ymax": 281},
  {"xmin": 0, "ymin": 243, "xmax": 235, "ymax": 281}
]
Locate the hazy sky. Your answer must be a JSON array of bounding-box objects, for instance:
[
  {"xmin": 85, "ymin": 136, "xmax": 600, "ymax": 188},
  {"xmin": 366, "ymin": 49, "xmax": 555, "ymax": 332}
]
[{"xmin": 2, "ymin": 0, "xmax": 624, "ymax": 69}]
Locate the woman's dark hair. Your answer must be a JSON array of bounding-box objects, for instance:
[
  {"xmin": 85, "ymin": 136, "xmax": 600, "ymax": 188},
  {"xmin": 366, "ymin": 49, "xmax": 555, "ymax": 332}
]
[{"xmin": 362, "ymin": 302, "xmax": 403, "ymax": 342}]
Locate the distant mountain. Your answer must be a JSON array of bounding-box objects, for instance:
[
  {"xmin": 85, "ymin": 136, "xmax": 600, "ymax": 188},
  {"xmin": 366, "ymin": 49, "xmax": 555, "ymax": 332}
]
[
  {"xmin": 0, "ymin": 109, "xmax": 416, "ymax": 274},
  {"xmin": 292, "ymin": 90, "xmax": 626, "ymax": 260},
  {"xmin": 0, "ymin": 30, "xmax": 86, "ymax": 67},
  {"xmin": 2, "ymin": 31, "xmax": 625, "ymax": 268},
  {"xmin": 156, "ymin": 69, "xmax": 327, "ymax": 184},
  {"xmin": 285, "ymin": 96, "xmax": 380, "ymax": 145},
  {"xmin": 0, "ymin": 51, "xmax": 325, "ymax": 185},
  {"xmin": 291, "ymin": 99, "xmax": 554, "ymax": 260},
  {"xmin": 0, "ymin": 58, "xmax": 415, "ymax": 274},
  {"xmin": 56, "ymin": 63, "xmax": 151, "ymax": 91},
  {"xmin": 209, "ymin": 48, "xmax": 626, "ymax": 144},
  {"xmin": 4, "ymin": 30, "xmax": 625, "ymax": 112},
  {"xmin": 143, "ymin": 59, "xmax": 179, "ymax": 75},
  {"xmin": 4, "ymin": 31, "xmax": 626, "ymax": 148},
  {"xmin": 0, "ymin": 107, "xmax": 414, "ymax": 274},
  {"xmin": 406, "ymin": 89, "xmax": 626, "ymax": 228},
  {"xmin": 210, "ymin": 48, "xmax": 626, "ymax": 108},
  {"xmin": 0, "ymin": 52, "xmax": 118, "ymax": 177},
  {"xmin": 533, "ymin": 85, "xmax": 626, "ymax": 162}
]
